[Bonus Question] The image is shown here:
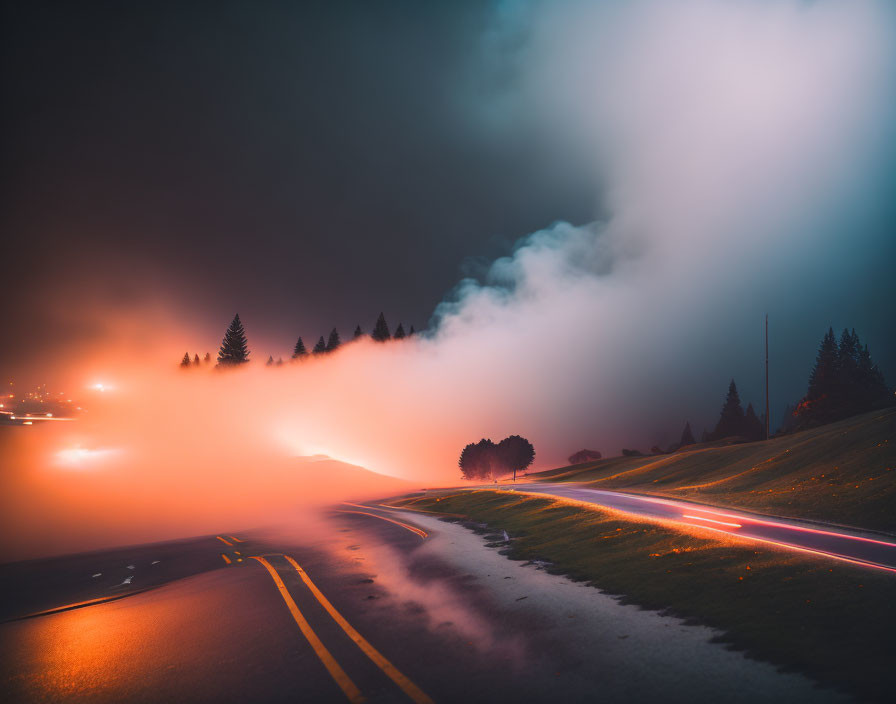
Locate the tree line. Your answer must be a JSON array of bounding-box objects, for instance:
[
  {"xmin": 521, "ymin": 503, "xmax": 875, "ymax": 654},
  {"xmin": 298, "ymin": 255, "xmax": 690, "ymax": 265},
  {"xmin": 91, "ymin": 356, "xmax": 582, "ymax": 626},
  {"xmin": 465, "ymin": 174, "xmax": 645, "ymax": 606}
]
[
  {"xmin": 180, "ymin": 312, "xmax": 416, "ymax": 368},
  {"xmin": 785, "ymin": 327, "xmax": 891, "ymax": 430},
  {"xmin": 630, "ymin": 325, "xmax": 891, "ymax": 458},
  {"xmin": 458, "ymin": 435, "xmax": 535, "ymax": 481}
]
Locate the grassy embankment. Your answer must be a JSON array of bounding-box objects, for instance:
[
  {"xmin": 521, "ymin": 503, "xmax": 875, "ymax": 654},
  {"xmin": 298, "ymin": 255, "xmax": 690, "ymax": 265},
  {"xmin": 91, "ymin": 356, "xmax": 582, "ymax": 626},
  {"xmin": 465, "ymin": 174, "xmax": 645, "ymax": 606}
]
[
  {"xmin": 533, "ymin": 407, "xmax": 896, "ymax": 533},
  {"xmin": 389, "ymin": 410, "xmax": 896, "ymax": 701}
]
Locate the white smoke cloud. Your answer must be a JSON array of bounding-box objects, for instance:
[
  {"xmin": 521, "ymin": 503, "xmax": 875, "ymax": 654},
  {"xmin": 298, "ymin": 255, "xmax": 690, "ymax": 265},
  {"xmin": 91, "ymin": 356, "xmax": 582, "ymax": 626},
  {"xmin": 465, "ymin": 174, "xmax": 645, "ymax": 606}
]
[{"xmin": 4, "ymin": 0, "xmax": 895, "ymax": 560}]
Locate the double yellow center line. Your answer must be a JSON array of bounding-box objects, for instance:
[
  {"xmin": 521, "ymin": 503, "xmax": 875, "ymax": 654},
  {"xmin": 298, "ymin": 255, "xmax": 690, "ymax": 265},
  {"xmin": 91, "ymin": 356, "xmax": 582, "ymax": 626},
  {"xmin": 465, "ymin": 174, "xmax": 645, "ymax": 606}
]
[
  {"xmin": 334, "ymin": 509, "xmax": 428, "ymax": 539},
  {"xmin": 252, "ymin": 555, "xmax": 433, "ymax": 704}
]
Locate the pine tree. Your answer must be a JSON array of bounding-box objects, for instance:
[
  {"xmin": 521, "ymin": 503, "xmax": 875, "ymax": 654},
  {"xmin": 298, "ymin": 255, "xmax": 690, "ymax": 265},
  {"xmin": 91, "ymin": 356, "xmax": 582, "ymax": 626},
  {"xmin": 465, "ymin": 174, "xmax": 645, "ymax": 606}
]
[
  {"xmin": 276, "ymin": 357, "xmax": 283, "ymax": 366},
  {"xmin": 713, "ymin": 379, "xmax": 745, "ymax": 439},
  {"xmin": 744, "ymin": 403, "xmax": 763, "ymax": 441},
  {"xmin": 409, "ymin": 325, "xmax": 416, "ymax": 336},
  {"xmin": 326, "ymin": 328, "xmax": 341, "ymax": 352},
  {"xmin": 193, "ymin": 354, "xmax": 200, "ymax": 365},
  {"xmin": 806, "ymin": 328, "xmax": 838, "ymax": 404},
  {"xmin": 266, "ymin": 355, "xmax": 274, "ymax": 366},
  {"xmin": 293, "ymin": 337, "xmax": 308, "ymax": 359},
  {"xmin": 353, "ymin": 325, "xmax": 363, "ymax": 339},
  {"xmin": 203, "ymin": 352, "xmax": 211, "ymax": 364},
  {"xmin": 217, "ymin": 314, "xmax": 250, "ymax": 366},
  {"xmin": 313, "ymin": 336, "xmax": 327, "ymax": 354},
  {"xmin": 180, "ymin": 352, "xmax": 191, "ymax": 368},
  {"xmin": 836, "ymin": 328, "xmax": 860, "ymax": 412},
  {"xmin": 679, "ymin": 421, "xmax": 695, "ymax": 447},
  {"xmin": 371, "ymin": 313, "xmax": 391, "ymax": 342},
  {"xmin": 393, "ymin": 323, "xmax": 406, "ymax": 340}
]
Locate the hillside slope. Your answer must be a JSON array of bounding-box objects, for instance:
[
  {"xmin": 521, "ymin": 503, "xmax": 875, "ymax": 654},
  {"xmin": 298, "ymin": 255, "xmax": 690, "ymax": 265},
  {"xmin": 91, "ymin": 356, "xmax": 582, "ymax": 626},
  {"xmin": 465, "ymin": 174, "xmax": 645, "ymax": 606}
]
[{"xmin": 530, "ymin": 408, "xmax": 896, "ymax": 532}]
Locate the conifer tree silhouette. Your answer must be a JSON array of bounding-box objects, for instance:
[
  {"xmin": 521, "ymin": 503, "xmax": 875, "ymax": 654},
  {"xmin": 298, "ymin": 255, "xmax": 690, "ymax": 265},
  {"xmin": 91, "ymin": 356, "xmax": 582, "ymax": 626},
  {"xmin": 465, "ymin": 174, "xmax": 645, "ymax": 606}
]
[
  {"xmin": 393, "ymin": 323, "xmax": 406, "ymax": 340},
  {"xmin": 313, "ymin": 336, "xmax": 327, "ymax": 354},
  {"xmin": 713, "ymin": 380, "xmax": 745, "ymax": 439},
  {"xmin": 326, "ymin": 328, "xmax": 341, "ymax": 352},
  {"xmin": 293, "ymin": 337, "xmax": 308, "ymax": 359},
  {"xmin": 217, "ymin": 314, "xmax": 250, "ymax": 366},
  {"xmin": 371, "ymin": 313, "xmax": 391, "ymax": 342},
  {"xmin": 679, "ymin": 421, "xmax": 695, "ymax": 447}
]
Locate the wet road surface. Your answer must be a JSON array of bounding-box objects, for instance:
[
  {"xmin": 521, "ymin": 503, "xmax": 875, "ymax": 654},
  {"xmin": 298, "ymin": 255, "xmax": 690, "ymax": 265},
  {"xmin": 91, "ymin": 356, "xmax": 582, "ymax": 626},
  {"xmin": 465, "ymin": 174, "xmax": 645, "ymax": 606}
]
[{"xmin": 1, "ymin": 504, "xmax": 847, "ymax": 703}]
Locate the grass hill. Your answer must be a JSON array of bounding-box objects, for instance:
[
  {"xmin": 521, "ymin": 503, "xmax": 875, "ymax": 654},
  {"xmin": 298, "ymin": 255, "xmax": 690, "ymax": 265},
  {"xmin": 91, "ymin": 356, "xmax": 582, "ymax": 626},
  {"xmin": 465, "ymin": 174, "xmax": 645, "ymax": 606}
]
[{"xmin": 529, "ymin": 408, "xmax": 896, "ymax": 532}]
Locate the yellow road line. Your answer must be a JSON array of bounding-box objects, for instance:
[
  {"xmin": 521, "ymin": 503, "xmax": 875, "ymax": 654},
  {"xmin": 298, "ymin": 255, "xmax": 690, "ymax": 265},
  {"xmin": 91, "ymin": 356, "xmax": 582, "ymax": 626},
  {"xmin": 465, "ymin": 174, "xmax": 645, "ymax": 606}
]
[
  {"xmin": 334, "ymin": 510, "xmax": 427, "ymax": 539},
  {"xmin": 251, "ymin": 557, "xmax": 365, "ymax": 704},
  {"xmin": 221, "ymin": 553, "xmax": 232, "ymax": 564},
  {"xmin": 216, "ymin": 535, "xmax": 233, "ymax": 546},
  {"xmin": 283, "ymin": 555, "xmax": 434, "ymax": 704},
  {"xmin": 229, "ymin": 535, "xmax": 244, "ymax": 543}
]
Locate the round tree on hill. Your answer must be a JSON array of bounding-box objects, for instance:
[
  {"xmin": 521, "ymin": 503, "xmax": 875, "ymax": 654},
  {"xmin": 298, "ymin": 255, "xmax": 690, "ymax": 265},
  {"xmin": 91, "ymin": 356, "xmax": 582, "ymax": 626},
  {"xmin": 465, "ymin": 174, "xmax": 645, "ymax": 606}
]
[
  {"xmin": 497, "ymin": 435, "xmax": 535, "ymax": 481},
  {"xmin": 217, "ymin": 314, "xmax": 250, "ymax": 366}
]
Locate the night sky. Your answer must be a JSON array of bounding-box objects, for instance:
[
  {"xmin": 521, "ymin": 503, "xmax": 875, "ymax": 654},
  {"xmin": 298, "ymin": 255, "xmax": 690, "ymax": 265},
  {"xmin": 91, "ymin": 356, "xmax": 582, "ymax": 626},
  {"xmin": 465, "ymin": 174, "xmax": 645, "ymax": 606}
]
[
  {"xmin": 1, "ymin": 0, "xmax": 592, "ymax": 368},
  {"xmin": 2, "ymin": 0, "xmax": 894, "ymax": 434}
]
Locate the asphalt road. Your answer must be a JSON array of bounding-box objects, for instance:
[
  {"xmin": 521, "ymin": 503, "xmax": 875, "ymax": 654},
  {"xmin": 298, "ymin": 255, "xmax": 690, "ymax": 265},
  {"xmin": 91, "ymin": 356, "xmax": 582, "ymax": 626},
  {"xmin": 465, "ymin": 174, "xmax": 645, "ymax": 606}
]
[
  {"xmin": 0, "ymin": 502, "xmax": 849, "ymax": 703},
  {"xmin": 507, "ymin": 483, "xmax": 896, "ymax": 572}
]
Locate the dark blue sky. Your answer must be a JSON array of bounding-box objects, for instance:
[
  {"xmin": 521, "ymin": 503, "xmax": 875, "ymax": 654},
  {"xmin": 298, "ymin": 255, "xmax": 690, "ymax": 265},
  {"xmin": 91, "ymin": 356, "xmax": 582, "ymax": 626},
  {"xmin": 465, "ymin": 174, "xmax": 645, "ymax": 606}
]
[{"xmin": 1, "ymin": 0, "xmax": 893, "ymax": 433}]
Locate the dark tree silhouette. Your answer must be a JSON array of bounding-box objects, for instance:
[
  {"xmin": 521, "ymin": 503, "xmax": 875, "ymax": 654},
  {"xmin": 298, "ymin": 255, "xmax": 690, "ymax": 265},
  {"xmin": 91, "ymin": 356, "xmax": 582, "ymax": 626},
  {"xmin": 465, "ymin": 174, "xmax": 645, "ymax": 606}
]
[
  {"xmin": 393, "ymin": 323, "xmax": 406, "ymax": 340},
  {"xmin": 293, "ymin": 337, "xmax": 308, "ymax": 359},
  {"xmin": 796, "ymin": 326, "xmax": 891, "ymax": 427},
  {"xmin": 217, "ymin": 314, "xmax": 250, "ymax": 366},
  {"xmin": 679, "ymin": 421, "xmax": 696, "ymax": 447},
  {"xmin": 744, "ymin": 403, "xmax": 763, "ymax": 441},
  {"xmin": 180, "ymin": 352, "xmax": 191, "ymax": 368},
  {"xmin": 713, "ymin": 380, "xmax": 745, "ymax": 439},
  {"xmin": 193, "ymin": 354, "xmax": 200, "ymax": 365},
  {"xmin": 371, "ymin": 313, "xmax": 391, "ymax": 342},
  {"xmin": 409, "ymin": 325, "xmax": 416, "ymax": 336},
  {"xmin": 326, "ymin": 328, "xmax": 341, "ymax": 352},
  {"xmin": 497, "ymin": 435, "xmax": 535, "ymax": 481},
  {"xmin": 803, "ymin": 327, "xmax": 839, "ymax": 419},
  {"xmin": 266, "ymin": 355, "xmax": 274, "ymax": 366},
  {"xmin": 458, "ymin": 439, "xmax": 497, "ymax": 480},
  {"xmin": 568, "ymin": 449, "xmax": 602, "ymax": 464},
  {"xmin": 353, "ymin": 325, "xmax": 363, "ymax": 339},
  {"xmin": 313, "ymin": 336, "xmax": 327, "ymax": 354},
  {"xmin": 203, "ymin": 352, "xmax": 211, "ymax": 364}
]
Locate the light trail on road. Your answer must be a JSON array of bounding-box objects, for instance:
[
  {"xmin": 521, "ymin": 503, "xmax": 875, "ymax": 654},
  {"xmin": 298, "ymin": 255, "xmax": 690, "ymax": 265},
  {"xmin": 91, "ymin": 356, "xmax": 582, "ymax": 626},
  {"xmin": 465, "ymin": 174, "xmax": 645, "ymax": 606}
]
[{"xmin": 505, "ymin": 483, "xmax": 896, "ymax": 574}]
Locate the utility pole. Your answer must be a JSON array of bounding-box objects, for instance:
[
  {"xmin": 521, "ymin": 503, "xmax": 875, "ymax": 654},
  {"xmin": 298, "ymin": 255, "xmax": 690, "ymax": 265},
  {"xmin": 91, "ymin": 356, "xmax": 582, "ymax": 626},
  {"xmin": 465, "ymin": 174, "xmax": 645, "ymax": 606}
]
[{"xmin": 765, "ymin": 314, "xmax": 770, "ymax": 440}]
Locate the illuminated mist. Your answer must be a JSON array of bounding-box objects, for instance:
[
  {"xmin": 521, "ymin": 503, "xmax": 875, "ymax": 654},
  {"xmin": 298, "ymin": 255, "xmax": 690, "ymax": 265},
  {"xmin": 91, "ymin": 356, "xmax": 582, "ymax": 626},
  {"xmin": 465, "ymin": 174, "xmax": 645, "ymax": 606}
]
[{"xmin": 3, "ymin": 0, "xmax": 895, "ymax": 561}]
